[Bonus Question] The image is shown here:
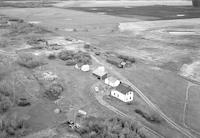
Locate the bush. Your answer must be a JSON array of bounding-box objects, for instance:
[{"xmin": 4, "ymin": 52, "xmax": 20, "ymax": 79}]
[
  {"xmin": 0, "ymin": 115, "xmax": 29, "ymax": 137},
  {"xmin": 118, "ymin": 55, "xmax": 136, "ymax": 63},
  {"xmin": 6, "ymin": 22, "xmax": 50, "ymax": 37},
  {"xmin": 16, "ymin": 97, "xmax": 31, "ymax": 107},
  {"xmin": 44, "ymin": 82, "xmax": 64, "ymax": 101},
  {"xmin": 84, "ymin": 44, "xmax": 91, "ymax": 49},
  {"xmin": 0, "ymin": 95, "xmax": 12, "ymax": 114},
  {"xmin": 17, "ymin": 53, "xmax": 45, "ymax": 69},
  {"xmin": 48, "ymin": 53, "xmax": 56, "ymax": 60},
  {"xmin": 75, "ymin": 116, "xmax": 146, "ymax": 138},
  {"xmin": 58, "ymin": 50, "xmax": 92, "ymax": 65},
  {"xmin": 135, "ymin": 109, "xmax": 162, "ymax": 124},
  {"xmin": 0, "ymin": 40, "xmax": 8, "ymax": 48},
  {"xmin": 27, "ymin": 37, "xmax": 47, "ymax": 49},
  {"xmin": 65, "ymin": 59, "xmax": 76, "ymax": 66},
  {"xmin": 0, "ymin": 79, "xmax": 15, "ymax": 114},
  {"xmin": 58, "ymin": 50, "xmax": 74, "ymax": 61},
  {"xmin": 192, "ymin": 0, "xmax": 200, "ymax": 7},
  {"xmin": 8, "ymin": 18, "xmax": 24, "ymax": 23}
]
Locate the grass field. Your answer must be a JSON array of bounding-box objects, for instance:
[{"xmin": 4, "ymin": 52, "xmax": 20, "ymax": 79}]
[
  {"xmin": 69, "ymin": 5, "xmax": 200, "ymax": 20},
  {"xmin": 186, "ymin": 86, "xmax": 200, "ymax": 132},
  {"xmin": 117, "ymin": 63, "xmax": 187, "ymax": 126}
]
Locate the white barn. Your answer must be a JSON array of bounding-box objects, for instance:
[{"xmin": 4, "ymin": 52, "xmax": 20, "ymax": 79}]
[
  {"xmin": 105, "ymin": 76, "xmax": 120, "ymax": 87},
  {"xmin": 111, "ymin": 83, "xmax": 134, "ymax": 103},
  {"xmin": 92, "ymin": 66, "xmax": 107, "ymax": 80}
]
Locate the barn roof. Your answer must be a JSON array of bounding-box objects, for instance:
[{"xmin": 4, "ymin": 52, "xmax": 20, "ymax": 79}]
[
  {"xmin": 92, "ymin": 66, "xmax": 107, "ymax": 77},
  {"xmin": 106, "ymin": 76, "xmax": 119, "ymax": 83}
]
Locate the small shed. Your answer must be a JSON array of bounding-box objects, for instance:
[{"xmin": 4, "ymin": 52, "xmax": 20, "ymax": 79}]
[
  {"xmin": 105, "ymin": 76, "xmax": 120, "ymax": 87},
  {"xmin": 81, "ymin": 65, "xmax": 90, "ymax": 72},
  {"xmin": 92, "ymin": 66, "xmax": 107, "ymax": 80},
  {"xmin": 75, "ymin": 64, "xmax": 90, "ymax": 72},
  {"xmin": 78, "ymin": 110, "xmax": 87, "ymax": 116}
]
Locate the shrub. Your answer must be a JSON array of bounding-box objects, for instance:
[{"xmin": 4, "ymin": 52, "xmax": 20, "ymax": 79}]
[
  {"xmin": 44, "ymin": 82, "xmax": 64, "ymax": 101},
  {"xmin": 117, "ymin": 55, "xmax": 136, "ymax": 63},
  {"xmin": 0, "ymin": 115, "xmax": 29, "ymax": 137},
  {"xmin": 6, "ymin": 22, "xmax": 50, "ymax": 37},
  {"xmin": 192, "ymin": 0, "xmax": 200, "ymax": 7},
  {"xmin": 16, "ymin": 97, "xmax": 31, "ymax": 107},
  {"xmin": 0, "ymin": 79, "xmax": 14, "ymax": 114},
  {"xmin": 0, "ymin": 80, "xmax": 13, "ymax": 97},
  {"xmin": 8, "ymin": 18, "xmax": 24, "ymax": 23},
  {"xmin": 27, "ymin": 37, "xmax": 47, "ymax": 49},
  {"xmin": 75, "ymin": 116, "xmax": 146, "ymax": 138},
  {"xmin": 17, "ymin": 53, "xmax": 45, "ymax": 68},
  {"xmin": 58, "ymin": 50, "xmax": 74, "ymax": 61},
  {"xmin": 0, "ymin": 40, "xmax": 8, "ymax": 48},
  {"xmin": 0, "ymin": 95, "xmax": 12, "ymax": 114},
  {"xmin": 65, "ymin": 59, "xmax": 76, "ymax": 66},
  {"xmin": 135, "ymin": 109, "xmax": 162, "ymax": 124},
  {"xmin": 58, "ymin": 50, "xmax": 92, "ymax": 65},
  {"xmin": 84, "ymin": 44, "xmax": 91, "ymax": 49},
  {"xmin": 48, "ymin": 53, "xmax": 56, "ymax": 60}
]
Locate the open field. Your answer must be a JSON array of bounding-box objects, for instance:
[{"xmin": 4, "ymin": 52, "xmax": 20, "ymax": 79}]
[
  {"xmin": 117, "ymin": 63, "xmax": 187, "ymax": 125},
  {"xmin": 54, "ymin": 0, "xmax": 192, "ymax": 7},
  {"xmin": 69, "ymin": 5, "xmax": 200, "ymax": 20},
  {"xmin": 186, "ymin": 85, "xmax": 200, "ymax": 132}
]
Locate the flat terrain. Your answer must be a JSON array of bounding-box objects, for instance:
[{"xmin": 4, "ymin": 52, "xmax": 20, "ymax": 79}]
[
  {"xmin": 69, "ymin": 6, "xmax": 200, "ymax": 20},
  {"xmin": 186, "ymin": 85, "xmax": 200, "ymax": 132},
  {"xmin": 54, "ymin": 1, "xmax": 191, "ymax": 7}
]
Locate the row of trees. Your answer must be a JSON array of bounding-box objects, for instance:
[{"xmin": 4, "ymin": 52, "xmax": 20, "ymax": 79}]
[
  {"xmin": 58, "ymin": 50, "xmax": 92, "ymax": 66},
  {"xmin": 75, "ymin": 117, "xmax": 146, "ymax": 138},
  {"xmin": 0, "ymin": 70, "xmax": 30, "ymax": 137}
]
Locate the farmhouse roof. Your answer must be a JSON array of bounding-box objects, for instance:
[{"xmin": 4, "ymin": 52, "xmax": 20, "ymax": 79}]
[
  {"xmin": 115, "ymin": 83, "xmax": 132, "ymax": 94},
  {"xmin": 106, "ymin": 76, "xmax": 119, "ymax": 83}
]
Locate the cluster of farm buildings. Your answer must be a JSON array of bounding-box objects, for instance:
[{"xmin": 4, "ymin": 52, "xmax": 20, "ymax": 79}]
[{"xmin": 76, "ymin": 64, "xmax": 134, "ymax": 103}]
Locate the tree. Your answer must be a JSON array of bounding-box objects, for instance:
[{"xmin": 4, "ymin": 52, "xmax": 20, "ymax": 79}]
[
  {"xmin": 192, "ymin": 0, "xmax": 200, "ymax": 7},
  {"xmin": 0, "ymin": 95, "xmax": 12, "ymax": 114}
]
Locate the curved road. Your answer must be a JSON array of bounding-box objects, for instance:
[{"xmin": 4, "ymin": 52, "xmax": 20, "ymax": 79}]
[
  {"xmin": 91, "ymin": 55, "xmax": 195, "ymax": 138},
  {"xmin": 90, "ymin": 82, "xmax": 165, "ymax": 138}
]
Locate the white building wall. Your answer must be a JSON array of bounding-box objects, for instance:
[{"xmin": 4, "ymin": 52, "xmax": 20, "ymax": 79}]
[
  {"xmin": 125, "ymin": 92, "xmax": 134, "ymax": 102},
  {"xmin": 105, "ymin": 79, "xmax": 120, "ymax": 87},
  {"xmin": 111, "ymin": 90, "xmax": 134, "ymax": 102},
  {"xmin": 111, "ymin": 90, "xmax": 126, "ymax": 102}
]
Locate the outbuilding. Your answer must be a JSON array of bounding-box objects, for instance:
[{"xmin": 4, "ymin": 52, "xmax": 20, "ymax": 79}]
[
  {"xmin": 105, "ymin": 76, "xmax": 120, "ymax": 87},
  {"xmin": 111, "ymin": 83, "xmax": 134, "ymax": 103},
  {"xmin": 92, "ymin": 66, "xmax": 107, "ymax": 80},
  {"xmin": 81, "ymin": 64, "xmax": 90, "ymax": 72},
  {"xmin": 106, "ymin": 56, "xmax": 125, "ymax": 68},
  {"xmin": 75, "ymin": 64, "xmax": 90, "ymax": 72}
]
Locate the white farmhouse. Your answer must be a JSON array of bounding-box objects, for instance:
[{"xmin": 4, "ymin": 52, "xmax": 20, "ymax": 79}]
[
  {"xmin": 111, "ymin": 83, "xmax": 134, "ymax": 103},
  {"xmin": 105, "ymin": 76, "xmax": 120, "ymax": 87}
]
